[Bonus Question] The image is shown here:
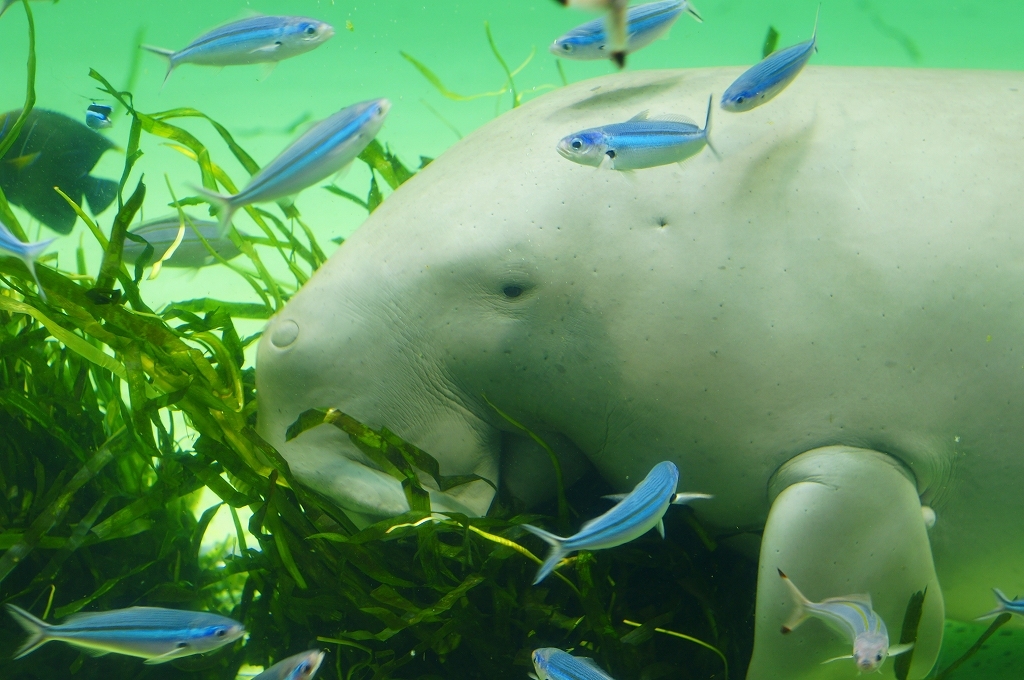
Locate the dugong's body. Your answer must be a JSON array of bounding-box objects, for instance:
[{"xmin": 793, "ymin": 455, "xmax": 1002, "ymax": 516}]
[{"xmin": 257, "ymin": 67, "xmax": 1024, "ymax": 679}]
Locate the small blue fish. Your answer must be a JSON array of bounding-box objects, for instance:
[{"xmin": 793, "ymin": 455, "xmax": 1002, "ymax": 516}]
[
  {"xmin": 522, "ymin": 461, "xmax": 711, "ymax": 584},
  {"xmin": 977, "ymin": 588, "xmax": 1024, "ymax": 620},
  {"xmin": 122, "ymin": 215, "xmax": 242, "ymax": 268},
  {"xmin": 6, "ymin": 604, "xmax": 245, "ymax": 664},
  {"xmin": 197, "ymin": 99, "xmax": 390, "ymax": 232},
  {"xmin": 254, "ymin": 649, "xmax": 325, "ymax": 680},
  {"xmin": 554, "ymin": 0, "xmax": 630, "ymax": 68},
  {"xmin": 143, "ymin": 15, "xmax": 334, "ymax": 83},
  {"xmin": 0, "ymin": 220, "xmax": 54, "ymax": 301},
  {"xmin": 532, "ymin": 648, "xmax": 617, "ymax": 680},
  {"xmin": 721, "ymin": 8, "xmax": 819, "ymax": 112},
  {"xmin": 556, "ymin": 95, "xmax": 716, "ymax": 172},
  {"xmin": 86, "ymin": 104, "xmax": 113, "ymax": 130},
  {"xmin": 551, "ymin": 1, "xmax": 701, "ymax": 62},
  {"xmin": 778, "ymin": 570, "xmax": 914, "ymax": 672}
]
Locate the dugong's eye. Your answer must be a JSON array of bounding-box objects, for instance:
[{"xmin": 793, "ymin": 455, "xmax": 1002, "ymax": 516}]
[
  {"xmin": 571, "ymin": 138, "xmax": 583, "ymax": 150},
  {"xmin": 502, "ymin": 285, "xmax": 524, "ymax": 298}
]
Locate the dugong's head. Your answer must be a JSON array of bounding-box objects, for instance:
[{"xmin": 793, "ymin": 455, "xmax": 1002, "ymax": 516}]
[{"xmin": 256, "ymin": 69, "xmax": 731, "ymax": 521}]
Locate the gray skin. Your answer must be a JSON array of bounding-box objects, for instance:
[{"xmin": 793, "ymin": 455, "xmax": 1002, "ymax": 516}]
[{"xmin": 256, "ymin": 67, "xmax": 1024, "ymax": 679}]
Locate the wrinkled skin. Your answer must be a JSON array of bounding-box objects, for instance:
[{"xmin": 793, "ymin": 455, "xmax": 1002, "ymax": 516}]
[{"xmin": 257, "ymin": 67, "xmax": 1024, "ymax": 679}]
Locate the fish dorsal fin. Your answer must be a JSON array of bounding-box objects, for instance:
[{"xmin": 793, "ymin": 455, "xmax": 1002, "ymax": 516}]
[
  {"xmin": 628, "ymin": 110, "xmax": 650, "ymax": 122},
  {"xmin": 649, "ymin": 114, "xmax": 696, "ymax": 126}
]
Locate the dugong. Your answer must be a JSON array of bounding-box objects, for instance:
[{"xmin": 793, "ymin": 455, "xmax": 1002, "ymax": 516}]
[{"xmin": 256, "ymin": 66, "xmax": 1024, "ymax": 679}]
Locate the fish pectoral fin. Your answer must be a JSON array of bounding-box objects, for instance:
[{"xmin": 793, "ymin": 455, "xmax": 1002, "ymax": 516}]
[
  {"xmin": 819, "ymin": 654, "xmax": 853, "ymax": 665},
  {"xmin": 251, "ymin": 42, "xmax": 283, "ymax": 54},
  {"xmin": 258, "ymin": 61, "xmax": 279, "ymax": 80},
  {"xmin": 143, "ymin": 648, "xmax": 187, "ymax": 665},
  {"xmin": 889, "ymin": 642, "xmax": 915, "ymax": 657},
  {"xmin": 656, "ymin": 519, "xmax": 665, "ymax": 539},
  {"xmin": 5, "ymin": 152, "xmax": 41, "ymax": 171},
  {"xmin": 747, "ymin": 447, "xmax": 944, "ymax": 680},
  {"xmin": 601, "ymin": 493, "xmax": 628, "ymax": 502},
  {"xmin": 332, "ymin": 162, "xmax": 353, "ymax": 182},
  {"xmin": 83, "ymin": 647, "xmax": 111, "ymax": 657}
]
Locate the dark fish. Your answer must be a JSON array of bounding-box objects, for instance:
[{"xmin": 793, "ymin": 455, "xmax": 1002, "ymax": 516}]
[
  {"xmin": 122, "ymin": 215, "xmax": 242, "ymax": 268},
  {"xmin": 0, "ymin": 109, "xmax": 118, "ymax": 234},
  {"xmin": 86, "ymin": 103, "xmax": 113, "ymax": 130}
]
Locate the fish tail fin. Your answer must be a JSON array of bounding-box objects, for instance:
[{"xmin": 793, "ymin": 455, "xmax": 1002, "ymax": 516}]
[
  {"xmin": 521, "ymin": 524, "xmax": 568, "ymax": 584},
  {"xmin": 10, "ymin": 238, "xmax": 54, "ymax": 302},
  {"xmin": 671, "ymin": 492, "xmax": 713, "ymax": 505},
  {"xmin": 6, "ymin": 604, "xmax": 53, "ymax": 658},
  {"xmin": 811, "ymin": 3, "xmax": 821, "ymax": 49},
  {"xmin": 192, "ymin": 185, "xmax": 237, "ymax": 237},
  {"xmin": 976, "ymin": 588, "xmax": 1012, "ymax": 620},
  {"xmin": 141, "ymin": 45, "xmax": 177, "ymax": 84},
  {"xmin": 703, "ymin": 95, "xmax": 721, "ymax": 160},
  {"xmin": 0, "ymin": 0, "xmax": 14, "ymax": 18},
  {"xmin": 777, "ymin": 569, "xmax": 812, "ymax": 633},
  {"xmin": 82, "ymin": 176, "xmax": 118, "ymax": 216},
  {"xmin": 685, "ymin": 1, "xmax": 703, "ymax": 23}
]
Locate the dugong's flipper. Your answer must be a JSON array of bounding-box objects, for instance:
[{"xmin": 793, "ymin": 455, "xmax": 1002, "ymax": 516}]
[{"xmin": 747, "ymin": 447, "xmax": 944, "ymax": 680}]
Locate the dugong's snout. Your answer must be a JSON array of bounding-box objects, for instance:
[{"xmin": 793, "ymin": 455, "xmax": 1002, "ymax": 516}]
[{"xmin": 256, "ymin": 287, "xmax": 501, "ymax": 522}]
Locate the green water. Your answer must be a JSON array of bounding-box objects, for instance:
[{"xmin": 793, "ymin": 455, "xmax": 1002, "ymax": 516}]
[
  {"xmin": 2, "ymin": 0, "xmax": 1023, "ymax": 299},
  {"xmin": 2, "ymin": 1, "xmax": 1024, "ymax": 679}
]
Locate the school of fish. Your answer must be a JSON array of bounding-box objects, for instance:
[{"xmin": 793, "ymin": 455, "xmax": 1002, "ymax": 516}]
[{"xmin": 4, "ymin": 2, "xmax": 1016, "ymax": 680}]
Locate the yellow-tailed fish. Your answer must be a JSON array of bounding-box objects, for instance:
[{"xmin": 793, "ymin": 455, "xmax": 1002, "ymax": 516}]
[
  {"xmin": 5, "ymin": 604, "xmax": 245, "ymax": 664},
  {"xmin": 778, "ymin": 569, "xmax": 914, "ymax": 672}
]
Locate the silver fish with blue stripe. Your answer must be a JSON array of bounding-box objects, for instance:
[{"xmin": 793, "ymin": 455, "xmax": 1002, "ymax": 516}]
[
  {"xmin": 778, "ymin": 570, "xmax": 914, "ymax": 672},
  {"xmin": 721, "ymin": 8, "xmax": 819, "ymax": 112},
  {"xmin": 254, "ymin": 649, "xmax": 326, "ymax": 680},
  {"xmin": 532, "ymin": 648, "xmax": 617, "ymax": 680},
  {"xmin": 0, "ymin": 220, "xmax": 54, "ymax": 301},
  {"xmin": 556, "ymin": 95, "xmax": 715, "ymax": 172},
  {"xmin": 978, "ymin": 588, "xmax": 1024, "ymax": 620},
  {"xmin": 5, "ymin": 604, "xmax": 245, "ymax": 664},
  {"xmin": 550, "ymin": 1, "xmax": 701, "ymax": 62},
  {"xmin": 554, "ymin": 0, "xmax": 630, "ymax": 68},
  {"xmin": 143, "ymin": 15, "xmax": 334, "ymax": 83},
  {"xmin": 122, "ymin": 215, "xmax": 242, "ymax": 268},
  {"xmin": 522, "ymin": 461, "xmax": 711, "ymax": 584},
  {"xmin": 197, "ymin": 99, "xmax": 390, "ymax": 232}
]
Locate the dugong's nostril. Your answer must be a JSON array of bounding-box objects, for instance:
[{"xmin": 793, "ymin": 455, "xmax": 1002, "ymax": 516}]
[{"xmin": 270, "ymin": 319, "xmax": 300, "ymax": 348}]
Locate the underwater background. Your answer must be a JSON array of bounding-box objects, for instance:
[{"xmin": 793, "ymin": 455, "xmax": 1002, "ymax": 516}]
[{"xmin": 1, "ymin": 1, "xmax": 1023, "ymax": 679}]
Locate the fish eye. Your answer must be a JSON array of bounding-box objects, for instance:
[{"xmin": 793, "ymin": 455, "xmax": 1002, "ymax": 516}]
[
  {"xmin": 176, "ymin": 642, "xmax": 189, "ymax": 649},
  {"xmin": 216, "ymin": 628, "xmax": 227, "ymax": 637},
  {"xmin": 876, "ymin": 653, "xmax": 883, "ymax": 661},
  {"xmin": 503, "ymin": 285, "xmax": 524, "ymax": 298},
  {"xmin": 562, "ymin": 43, "xmax": 572, "ymax": 52},
  {"xmin": 571, "ymin": 138, "xmax": 583, "ymax": 150},
  {"xmin": 736, "ymin": 96, "xmax": 745, "ymax": 104},
  {"xmin": 304, "ymin": 25, "xmax": 317, "ymax": 35}
]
